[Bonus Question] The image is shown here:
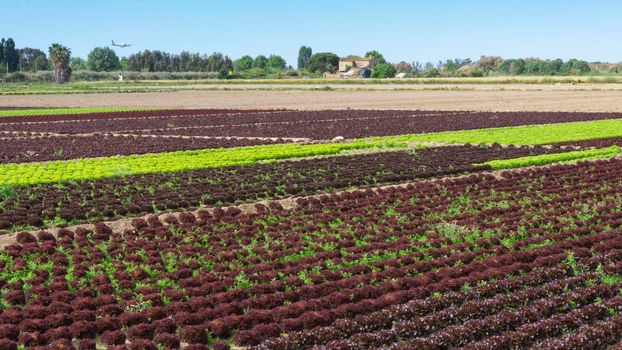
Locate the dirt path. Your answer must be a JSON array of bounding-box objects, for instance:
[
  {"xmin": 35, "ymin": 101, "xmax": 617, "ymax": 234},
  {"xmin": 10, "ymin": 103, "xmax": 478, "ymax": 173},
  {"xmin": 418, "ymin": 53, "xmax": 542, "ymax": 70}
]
[{"xmin": 3, "ymin": 87, "xmax": 622, "ymax": 111}]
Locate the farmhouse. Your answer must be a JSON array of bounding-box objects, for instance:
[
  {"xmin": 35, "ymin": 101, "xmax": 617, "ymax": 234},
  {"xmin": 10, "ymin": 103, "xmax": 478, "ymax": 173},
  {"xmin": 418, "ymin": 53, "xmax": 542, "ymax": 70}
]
[
  {"xmin": 325, "ymin": 57, "xmax": 378, "ymax": 78},
  {"xmin": 338, "ymin": 57, "xmax": 378, "ymax": 72}
]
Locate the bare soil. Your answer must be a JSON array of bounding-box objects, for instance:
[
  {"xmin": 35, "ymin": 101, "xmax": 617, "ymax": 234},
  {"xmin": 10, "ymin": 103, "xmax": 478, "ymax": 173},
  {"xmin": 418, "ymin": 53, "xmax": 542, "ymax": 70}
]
[{"xmin": 3, "ymin": 84, "xmax": 622, "ymax": 111}]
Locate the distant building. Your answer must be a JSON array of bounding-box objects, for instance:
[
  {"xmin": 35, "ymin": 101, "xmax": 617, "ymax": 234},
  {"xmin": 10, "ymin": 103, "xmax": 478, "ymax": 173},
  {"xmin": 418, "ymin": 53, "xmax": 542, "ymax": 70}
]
[
  {"xmin": 338, "ymin": 57, "xmax": 378, "ymax": 72},
  {"xmin": 326, "ymin": 57, "xmax": 378, "ymax": 79}
]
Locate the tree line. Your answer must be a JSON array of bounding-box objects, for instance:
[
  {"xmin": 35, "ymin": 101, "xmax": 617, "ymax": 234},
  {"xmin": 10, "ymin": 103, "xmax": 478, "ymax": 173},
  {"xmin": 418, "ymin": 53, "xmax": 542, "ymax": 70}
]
[
  {"xmin": 1, "ymin": 37, "xmax": 289, "ymax": 77},
  {"xmin": 295, "ymin": 47, "xmax": 595, "ymax": 78},
  {"xmin": 72, "ymin": 48, "xmax": 289, "ymax": 76},
  {"xmin": 388, "ymin": 56, "xmax": 592, "ymax": 78},
  {"xmin": 0, "ymin": 37, "xmax": 614, "ymax": 83},
  {"xmin": 1, "ymin": 37, "xmax": 71, "ymax": 83},
  {"xmin": 0, "ymin": 38, "xmax": 50, "ymax": 73}
]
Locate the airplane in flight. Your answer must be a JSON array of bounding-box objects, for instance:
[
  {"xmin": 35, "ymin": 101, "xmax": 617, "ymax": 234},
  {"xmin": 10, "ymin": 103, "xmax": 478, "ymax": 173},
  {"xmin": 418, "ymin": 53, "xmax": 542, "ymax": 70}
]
[{"xmin": 111, "ymin": 40, "xmax": 131, "ymax": 48}]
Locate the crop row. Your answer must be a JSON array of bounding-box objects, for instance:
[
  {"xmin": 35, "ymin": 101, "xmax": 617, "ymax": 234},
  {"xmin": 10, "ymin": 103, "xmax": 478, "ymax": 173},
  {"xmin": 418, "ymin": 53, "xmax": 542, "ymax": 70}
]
[
  {"xmin": 553, "ymin": 136, "xmax": 622, "ymax": 148},
  {"xmin": 1, "ymin": 158, "xmax": 621, "ymax": 348},
  {"xmin": 0, "ymin": 134, "xmax": 290, "ymax": 164},
  {"xmin": 482, "ymin": 146, "xmax": 621, "ymax": 170},
  {"xmin": 0, "ymin": 110, "xmax": 410, "ymax": 134},
  {"xmin": 392, "ymin": 118, "xmax": 622, "ymax": 145},
  {"xmin": 0, "ymin": 108, "xmax": 275, "ymax": 124},
  {"xmin": 0, "ymin": 107, "xmax": 156, "ymax": 118},
  {"xmin": 132, "ymin": 113, "xmax": 622, "ymax": 141},
  {"xmin": 3, "ymin": 110, "xmax": 622, "ymax": 140},
  {"xmin": 0, "ymin": 144, "xmax": 569, "ymax": 230}
]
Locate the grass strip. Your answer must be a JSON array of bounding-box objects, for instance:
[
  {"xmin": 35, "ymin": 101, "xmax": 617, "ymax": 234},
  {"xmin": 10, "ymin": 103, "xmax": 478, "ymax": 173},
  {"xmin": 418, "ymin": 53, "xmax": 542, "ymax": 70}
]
[
  {"xmin": 0, "ymin": 107, "xmax": 156, "ymax": 117},
  {"xmin": 481, "ymin": 146, "xmax": 621, "ymax": 170}
]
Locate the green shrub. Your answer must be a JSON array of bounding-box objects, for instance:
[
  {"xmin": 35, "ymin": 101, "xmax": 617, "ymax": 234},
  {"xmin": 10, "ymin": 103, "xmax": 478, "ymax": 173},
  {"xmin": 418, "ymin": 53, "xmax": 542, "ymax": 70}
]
[
  {"xmin": 218, "ymin": 68, "xmax": 229, "ymax": 79},
  {"xmin": 4, "ymin": 72, "xmax": 27, "ymax": 82},
  {"xmin": 469, "ymin": 69, "xmax": 484, "ymax": 77},
  {"xmin": 226, "ymin": 72, "xmax": 243, "ymax": 79},
  {"xmin": 422, "ymin": 67, "xmax": 440, "ymax": 78},
  {"xmin": 371, "ymin": 63, "xmax": 397, "ymax": 78}
]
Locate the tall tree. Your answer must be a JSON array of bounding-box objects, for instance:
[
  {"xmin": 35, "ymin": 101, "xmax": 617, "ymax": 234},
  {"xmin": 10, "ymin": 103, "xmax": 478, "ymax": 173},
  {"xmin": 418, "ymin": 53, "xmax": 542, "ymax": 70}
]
[
  {"xmin": 119, "ymin": 57, "xmax": 129, "ymax": 71},
  {"xmin": 476, "ymin": 55, "xmax": 502, "ymax": 74},
  {"xmin": 33, "ymin": 55, "xmax": 49, "ymax": 71},
  {"xmin": 253, "ymin": 55, "xmax": 268, "ymax": 69},
  {"xmin": 0, "ymin": 39, "xmax": 4, "ymax": 70},
  {"xmin": 297, "ymin": 46, "xmax": 312, "ymax": 69},
  {"xmin": 234, "ymin": 55, "xmax": 254, "ymax": 71},
  {"xmin": 87, "ymin": 47, "xmax": 120, "ymax": 71},
  {"xmin": 4, "ymin": 38, "xmax": 19, "ymax": 72},
  {"xmin": 306, "ymin": 52, "xmax": 339, "ymax": 73},
  {"xmin": 178, "ymin": 51, "xmax": 191, "ymax": 72},
  {"xmin": 18, "ymin": 48, "xmax": 48, "ymax": 72},
  {"xmin": 411, "ymin": 61, "xmax": 422, "ymax": 75},
  {"xmin": 48, "ymin": 43, "xmax": 71, "ymax": 83},
  {"xmin": 268, "ymin": 55, "xmax": 286, "ymax": 70},
  {"xmin": 223, "ymin": 56, "xmax": 233, "ymax": 72},
  {"xmin": 70, "ymin": 57, "xmax": 88, "ymax": 71},
  {"xmin": 364, "ymin": 50, "xmax": 386, "ymax": 64}
]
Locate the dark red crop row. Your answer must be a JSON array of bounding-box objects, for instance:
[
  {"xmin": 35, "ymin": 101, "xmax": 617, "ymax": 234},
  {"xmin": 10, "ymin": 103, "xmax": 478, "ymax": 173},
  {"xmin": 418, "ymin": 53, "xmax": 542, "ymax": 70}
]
[
  {"xmin": 3, "ymin": 109, "xmax": 622, "ymax": 139},
  {"xmin": 260, "ymin": 267, "xmax": 593, "ymax": 349},
  {"xmin": 134, "ymin": 110, "xmax": 622, "ymax": 140},
  {"xmin": 0, "ymin": 109, "xmax": 279, "ymax": 124},
  {"xmin": 0, "ymin": 109, "xmax": 409, "ymax": 134},
  {"xmin": 0, "ymin": 134, "xmax": 289, "ymax": 164},
  {"xmin": 0, "ymin": 144, "xmax": 565, "ymax": 229},
  {"xmin": 551, "ymin": 136, "xmax": 622, "ymax": 149},
  {"xmin": 1, "ymin": 158, "xmax": 622, "ymax": 348},
  {"xmin": 280, "ymin": 275, "xmax": 622, "ymax": 350}
]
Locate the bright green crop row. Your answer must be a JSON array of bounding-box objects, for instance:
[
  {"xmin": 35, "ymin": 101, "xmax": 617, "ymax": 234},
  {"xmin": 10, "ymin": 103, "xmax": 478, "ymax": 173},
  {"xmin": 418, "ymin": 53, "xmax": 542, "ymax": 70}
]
[
  {"xmin": 384, "ymin": 118, "xmax": 622, "ymax": 145},
  {"xmin": 0, "ymin": 140, "xmax": 398, "ymax": 186},
  {"xmin": 1, "ymin": 118, "xmax": 622, "ymax": 186},
  {"xmin": 482, "ymin": 146, "xmax": 622, "ymax": 170},
  {"xmin": 0, "ymin": 107, "xmax": 156, "ymax": 117}
]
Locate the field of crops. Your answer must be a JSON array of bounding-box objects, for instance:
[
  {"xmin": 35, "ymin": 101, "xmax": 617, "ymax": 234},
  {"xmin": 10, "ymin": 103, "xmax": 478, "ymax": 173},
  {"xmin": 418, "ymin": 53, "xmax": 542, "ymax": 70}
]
[{"xmin": 1, "ymin": 108, "xmax": 622, "ymax": 349}]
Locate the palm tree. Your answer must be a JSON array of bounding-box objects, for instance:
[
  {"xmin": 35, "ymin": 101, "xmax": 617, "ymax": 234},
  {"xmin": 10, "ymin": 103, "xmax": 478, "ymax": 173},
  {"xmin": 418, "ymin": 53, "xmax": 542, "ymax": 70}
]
[{"xmin": 48, "ymin": 43, "xmax": 71, "ymax": 83}]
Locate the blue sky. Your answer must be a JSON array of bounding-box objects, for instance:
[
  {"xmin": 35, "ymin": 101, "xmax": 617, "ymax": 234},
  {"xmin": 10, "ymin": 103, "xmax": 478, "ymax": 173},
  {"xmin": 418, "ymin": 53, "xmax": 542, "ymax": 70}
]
[{"xmin": 3, "ymin": 0, "xmax": 621, "ymax": 65}]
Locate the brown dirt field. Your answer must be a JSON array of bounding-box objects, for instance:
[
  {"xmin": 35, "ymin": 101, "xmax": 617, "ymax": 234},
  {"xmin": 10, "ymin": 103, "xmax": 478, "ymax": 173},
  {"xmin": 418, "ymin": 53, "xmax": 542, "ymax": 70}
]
[
  {"xmin": 94, "ymin": 83, "xmax": 622, "ymax": 91},
  {"xmin": 3, "ymin": 85, "xmax": 622, "ymax": 111}
]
